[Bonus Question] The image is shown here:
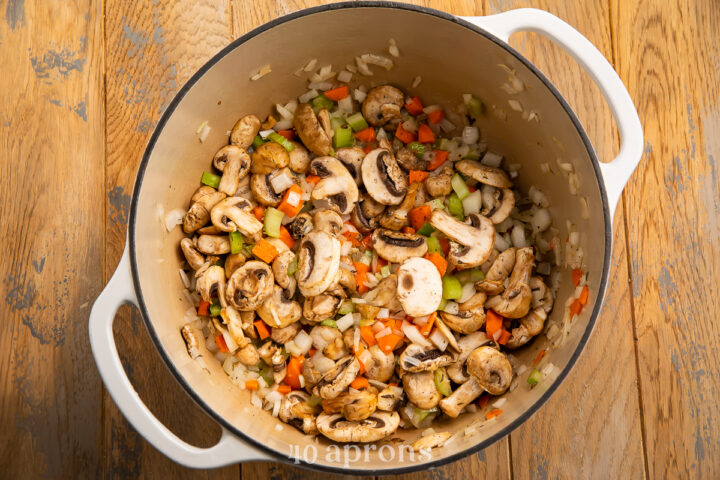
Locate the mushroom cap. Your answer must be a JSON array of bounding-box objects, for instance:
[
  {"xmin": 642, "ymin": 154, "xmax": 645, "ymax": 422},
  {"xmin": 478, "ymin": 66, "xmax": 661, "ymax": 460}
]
[
  {"xmin": 446, "ymin": 331, "xmax": 490, "ymax": 384},
  {"xmin": 483, "ymin": 188, "xmax": 515, "ymax": 224},
  {"xmin": 403, "ymin": 371, "xmax": 442, "ymax": 410},
  {"xmin": 294, "ymin": 103, "xmax": 332, "ymax": 156},
  {"xmin": 466, "ymin": 346, "xmax": 513, "ymax": 395},
  {"xmin": 183, "ymin": 190, "xmax": 226, "ymax": 234},
  {"xmin": 251, "ymin": 141, "xmax": 290, "ymax": 175},
  {"xmin": 316, "ymin": 411, "xmax": 400, "ymax": 443},
  {"xmin": 286, "ymin": 212, "xmax": 313, "ymax": 240},
  {"xmin": 195, "ymin": 265, "xmax": 226, "ymax": 304},
  {"xmin": 362, "ymin": 274, "xmax": 403, "ymax": 311},
  {"xmin": 230, "ymin": 114, "xmax": 261, "ymax": 148},
  {"xmin": 376, "ymin": 385, "xmax": 404, "ymax": 412},
  {"xmin": 477, "ymin": 247, "xmax": 516, "ymax": 295},
  {"xmin": 256, "ymin": 285, "xmax": 302, "ymax": 328},
  {"xmin": 313, "ymin": 356, "xmax": 361, "ymax": 400},
  {"xmin": 250, "ymin": 173, "xmax": 282, "ymax": 207},
  {"xmin": 398, "ymin": 343, "xmax": 453, "ymax": 373},
  {"xmin": 309, "ymin": 156, "xmax": 359, "ymax": 215},
  {"xmin": 209, "ymin": 197, "xmax": 263, "ymax": 239},
  {"xmin": 371, "ymin": 229, "xmax": 428, "ymax": 264},
  {"xmin": 455, "ymin": 159, "xmax": 513, "ymax": 188},
  {"xmin": 379, "ymin": 181, "xmax": 419, "ymax": 231},
  {"xmin": 296, "ymin": 231, "xmax": 341, "ymax": 297},
  {"xmin": 195, "ymin": 234, "xmax": 231, "ymax": 255},
  {"xmin": 439, "ymin": 308, "xmax": 486, "ymax": 334},
  {"xmin": 396, "ymin": 147, "xmax": 428, "ymax": 171},
  {"xmin": 312, "ymin": 208, "xmax": 344, "ymax": 235},
  {"xmin": 270, "ymin": 321, "xmax": 302, "ymax": 344},
  {"xmin": 303, "ymin": 287, "xmax": 345, "ymax": 323},
  {"xmin": 272, "ymin": 250, "xmax": 295, "ymax": 290},
  {"xmin": 506, "ymin": 308, "xmax": 547, "ymax": 349},
  {"xmin": 530, "ymin": 276, "xmax": 554, "ymax": 313},
  {"xmin": 484, "ymin": 246, "xmax": 534, "ymax": 319},
  {"xmin": 225, "ymin": 260, "xmax": 274, "ymax": 311},
  {"xmin": 362, "ymin": 85, "xmax": 404, "ymax": 127},
  {"xmin": 321, "ymin": 386, "xmax": 378, "ymax": 421},
  {"xmin": 288, "ymin": 141, "xmax": 311, "ymax": 174},
  {"xmin": 429, "ymin": 210, "xmax": 495, "ymax": 268},
  {"xmin": 396, "ymin": 257, "xmax": 443, "ymax": 316},
  {"xmin": 365, "ymin": 345, "xmax": 395, "ymax": 383},
  {"xmin": 180, "ymin": 237, "xmax": 205, "ymax": 270},
  {"xmin": 334, "ymin": 146, "xmax": 365, "ymax": 185},
  {"xmin": 213, "ymin": 144, "xmax": 251, "ymax": 173},
  {"xmin": 361, "ymin": 148, "xmax": 408, "ymax": 206},
  {"xmin": 424, "ymin": 163, "xmax": 453, "ymax": 198},
  {"xmin": 350, "ymin": 193, "xmax": 384, "ymax": 233}
]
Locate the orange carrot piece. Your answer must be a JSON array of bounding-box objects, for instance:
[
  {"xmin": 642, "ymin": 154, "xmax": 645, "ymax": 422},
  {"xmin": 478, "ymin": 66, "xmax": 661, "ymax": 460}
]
[
  {"xmin": 354, "ymin": 127, "xmax": 376, "ymax": 143},
  {"xmin": 278, "ymin": 226, "xmax": 295, "ymax": 249},
  {"xmin": 427, "ymin": 149, "xmax": 448, "ymax": 170},
  {"xmin": 277, "ymin": 184, "xmax": 304, "ymax": 218},
  {"xmin": 277, "ymin": 384, "xmax": 292, "ymax": 394},
  {"xmin": 409, "ymin": 204, "xmax": 431, "ymax": 231},
  {"xmin": 305, "ymin": 174, "xmax": 321, "ymax": 186},
  {"xmin": 486, "ymin": 409, "xmax": 503, "ymax": 420},
  {"xmin": 477, "ymin": 392, "xmax": 490, "ymax": 409},
  {"xmin": 424, "ymin": 252, "xmax": 448, "ymax": 277},
  {"xmin": 215, "ymin": 335, "xmax": 229, "ymax": 353},
  {"xmin": 350, "ymin": 376, "xmax": 369, "ymax": 390},
  {"xmin": 276, "ymin": 129, "xmax": 295, "ymax": 140},
  {"xmin": 252, "ymin": 238, "xmax": 280, "ymax": 263},
  {"xmin": 354, "ymin": 261, "xmax": 371, "ymax": 294},
  {"xmin": 361, "ymin": 234, "xmax": 373, "ymax": 250},
  {"xmin": 497, "ymin": 329, "xmax": 511, "ymax": 345},
  {"xmin": 395, "ymin": 123, "xmax": 416, "ymax": 144},
  {"xmin": 360, "ymin": 326, "xmax": 377, "ymax": 346},
  {"xmin": 376, "ymin": 333, "xmax": 403, "ymax": 354},
  {"xmin": 427, "ymin": 109, "xmax": 445, "ymax": 124},
  {"xmin": 416, "ymin": 311, "xmax": 437, "ymax": 337},
  {"xmin": 570, "ymin": 298, "xmax": 583, "ymax": 317},
  {"xmin": 252, "ymin": 206, "xmax": 266, "ymax": 221},
  {"xmin": 534, "ymin": 350, "xmax": 546, "ymax": 366},
  {"xmin": 417, "ymin": 123, "xmax": 435, "ymax": 143},
  {"xmin": 254, "ymin": 320, "xmax": 270, "ymax": 340},
  {"xmin": 579, "ymin": 285, "xmax": 589, "ymax": 305},
  {"xmin": 485, "ymin": 310, "xmax": 504, "ymax": 339},
  {"xmin": 402, "ymin": 226, "xmax": 415, "ymax": 234},
  {"xmin": 439, "ymin": 238, "xmax": 450, "ymax": 257},
  {"xmin": 245, "ymin": 380, "xmax": 259, "ymax": 390},
  {"xmin": 324, "ymin": 85, "xmax": 349, "ymax": 101},
  {"xmin": 408, "ymin": 170, "xmax": 429, "ymax": 184},
  {"xmin": 572, "ymin": 268, "xmax": 584, "ymax": 286},
  {"xmin": 404, "ymin": 96, "xmax": 423, "ymax": 115},
  {"xmin": 197, "ymin": 299, "xmax": 210, "ymax": 316},
  {"xmin": 283, "ymin": 356, "xmax": 305, "ymax": 389}
]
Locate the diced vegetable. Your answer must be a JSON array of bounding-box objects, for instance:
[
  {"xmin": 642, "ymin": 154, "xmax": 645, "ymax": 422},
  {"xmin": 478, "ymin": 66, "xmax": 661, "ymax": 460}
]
[
  {"xmin": 284, "ymin": 356, "xmax": 304, "ymax": 389},
  {"xmin": 427, "ymin": 149, "xmax": 448, "ymax": 170},
  {"xmin": 416, "ymin": 222, "xmax": 435, "ymax": 236},
  {"xmin": 287, "ymin": 256, "xmax": 298, "ymax": 276},
  {"xmin": 215, "ymin": 335, "xmax": 229, "ymax": 353},
  {"xmin": 418, "ymin": 123, "xmax": 435, "ymax": 143},
  {"xmin": 209, "ymin": 298, "xmax": 222, "ymax": 317},
  {"xmin": 485, "ymin": 309, "xmax": 503, "ymax": 339},
  {"xmin": 579, "ymin": 285, "xmax": 589, "ymax": 305},
  {"xmin": 338, "ymin": 300, "xmax": 355, "ymax": 315},
  {"xmin": 245, "ymin": 379, "xmax": 259, "ymax": 390},
  {"xmin": 201, "ymin": 171, "xmax": 221, "ymax": 189},
  {"xmin": 360, "ymin": 325, "xmax": 377, "ymax": 346},
  {"xmin": 570, "ymin": 298, "xmax": 583, "ymax": 317},
  {"xmin": 330, "ymin": 117, "xmax": 345, "ymax": 130},
  {"xmin": 426, "ymin": 235, "xmax": 442, "ymax": 255},
  {"xmin": 252, "ymin": 135, "xmax": 264, "ymax": 149},
  {"xmin": 354, "ymin": 127, "xmax": 376, "ymax": 143},
  {"xmin": 402, "ymin": 226, "xmax": 415, "ymax": 234},
  {"xmin": 354, "ymin": 261, "xmax": 371, "ymax": 294},
  {"xmin": 324, "ymin": 85, "xmax": 349, "ymax": 100},
  {"xmin": 466, "ymin": 95, "xmax": 485, "ymax": 117},
  {"xmin": 408, "ymin": 170, "xmax": 429, "ymax": 184},
  {"xmin": 409, "ymin": 205, "xmax": 432, "ymax": 231},
  {"xmin": 442, "ymin": 275, "xmax": 462, "ymax": 300},
  {"xmin": 497, "ymin": 329, "xmax": 511, "ymax": 345},
  {"xmin": 311, "ymin": 93, "xmax": 334, "ymax": 111},
  {"xmin": 380, "ymin": 265, "xmax": 390, "ymax": 278},
  {"xmin": 527, "ymin": 368, "xmax": 542, "ymax": 386},
  {"xmin": 254, "ymin": 320, "xmax": 270, "ymax": 339},
  {"xmin": 376, "ymin": 332, "xmax": 403, "ymax": 354},
  {"xmin": 258, "ymin": 361, "xmax": 275, "ymax": 387},
  {"xmin": 395, "ymin": 123, "xmax": 417, "ymax": 144},
  {"xmin": 456, "ymin": 268, "xmax": 484, "ymax": 284},
  {"xmin": 408, "ymin": 141, "xmax": 426, "ymax": 157},
  {"xmin": 276, "ymin": 129, "xmax": 295, "ymax": 140},
  {"xmin": 307, "ymin": 395, "xmax": 322, "ymax": 407},
  {"xmin": 305, "ymin": 174, "xmax": 321, "ymax": 186},
  {"xmin": 277, "ymin": 384, "xmax": 292, "ymax": 394},
  {"xmin": 424, "ymin": 252, "xmax": 448, "ymax": 277},
  {"xmin": 405, "ymin": 96, "xmax": 424, "ymax": 115},
  {"xmin": 428, "ymin": 109, "xmax": 445, "ymax": 124},
  {"xmin": 277, "ymin": 184, "xmax": 304, "ymax": 218},
  {"xmin": 252, "ymin": 206, "xmax": 265, "ymax": 221},
  {"xmin": 278, "ymin": 226, "xmax": 295, "ymax": 248},
  {"xmin": 252, "ymin": 238, "xmax": 279, "ymax": 263},
  {"xmin": 477, "ymin": 392, "xmax": 490, "ymax": 409},
  {"xmin": 263, "ymin": 207, "xmax": 284, "ymax": 238},
  {"xmin": 416, "ymin": 311, "xmax": 437, "ymax": 336},
  {"xmin": 572, "ymin": 268, "xmax": 584, "ymax": 286},
  {"xmin": 334, "ymin": 125, "xmax": 354, "ymax": 148},
  {"xmin": 462, "ymin": 190, "xmax": 483, "ymax": 216},
  {"xmin": 485, "ymin": 408, "xmax": 503, "ymax": 420},
  {"xmin": 321, "ymin": 319, "xmax": 337, "ymax": 328},
  {"xmin": 268, "ymin": 132, "xmax": 295, "ymax": 152},
  {"xmin": 533, "ymin": 349, "xmax": 546, "ymax": 366},
  {"xmin": 350, "ymin": 376, "xmax": 369, "ymax": 389},
  {"xmin": 229, "ymin": 231, "xmax": 244, "ymax": 255},
  {"xmin": 447, "ymin": 192, "xmax": 464, "ymax": 219},
  {"xmin": 451, "ymin": 174, "xmax": 470, "ymax": 200},
  {"xmin": 197, "ymin": 299, "xmax": 210, "ymax": 316},
  {"xmin": 346, "ymin": 112, "xmax": 369, "ymax": 132},
  {"xmin": 434, "ymin": 367, "xmax": 452, "ymax": 396}
]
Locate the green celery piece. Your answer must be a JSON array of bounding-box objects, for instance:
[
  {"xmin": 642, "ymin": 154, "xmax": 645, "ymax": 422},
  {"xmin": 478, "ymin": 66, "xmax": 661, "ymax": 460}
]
[
  {"xmin": 447, "ymin": 192, "xmax": 464, "ymax": 219},
  {"xmin": 416, "ymin": 222, "xmax": 435, "ymax": 237},
  {"xmin": 346, "ymin": 112, "xmax": 369, "ymax": 132},
  {"xmin": 528, "ymin": 368, "xmax": 542, "ymax": 386},
  {"xmin": 408, "ymin": 141, "xmax": 426, "ymax": 157},
  {"xmin": 263, "ymin": 207, "xmax": 284, "ymax": 238},
  {"xmin": 201, "ymin": 171, "xmax": 221, "ymax": 189},
  {"xmin": 467, "ymin": 95, "xmax": 485, "ymax": 117},
  {"xmin": 321, "ymin": 319, "xmax": 337, "ymax": 328},
  {"xmin": 434, "ymin": 368, "xmax": 452, "ymax": 396},
  {"xmin": 229, "ymin": 231, "xmax": 244, "ymax": 255},
  {"xmin": 311, "ymin": 94, "xmax": 334, "ymax": 111},
  {"xmin": 451, "ymin": 174, "xmax": 470, "ymax": 200},
  {"xmin": 426, "ymin": 236, "xmax": 442, "ymax": 255},
  {"xmin": 442, "ymin": 275, "xmax": 462, "ymax": 300},
  {"xmin": 333, "ymin": 125, "xmax": 354, "ymax": 148},
  {"xmin": 268, "ymin": 132, "xmax": 295, "ymax": 152}
]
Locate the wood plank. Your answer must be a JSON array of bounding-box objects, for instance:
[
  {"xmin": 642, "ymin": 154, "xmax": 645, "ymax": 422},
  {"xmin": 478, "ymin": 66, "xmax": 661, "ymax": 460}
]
[
  {"xmin": 102, "ymin": 1, "xmax": 239, "ymax": 478},
  {"xmin": 613, "ymin": 0, "xmax": 720, "ymax": 477},
  {"xmin": 0, "ymin": 0, "xmax": 105, "ymax": 478},
  {"xmin": 482, "ymin": 1, "xmax": 647, "ymax": 478}
]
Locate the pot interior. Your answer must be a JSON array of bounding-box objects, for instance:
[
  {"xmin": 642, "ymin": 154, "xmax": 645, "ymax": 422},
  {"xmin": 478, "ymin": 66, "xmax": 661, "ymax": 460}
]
[{"xmin": 130, "ymin": 3, "xmax": 609, "ymax": 473}]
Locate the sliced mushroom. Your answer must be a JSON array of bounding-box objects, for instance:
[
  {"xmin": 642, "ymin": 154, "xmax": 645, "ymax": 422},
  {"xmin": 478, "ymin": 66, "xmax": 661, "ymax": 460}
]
[
  {"xmin": 484, "ymin": 247, "xmax": 534, "ymax": 319},
  {"xmin": 396, "ymin": 147, "xmax": 428, "ymax": 171},
  {"xmin": 403, "ymin": 371, "xmax": 441, "ymax": 410},
  {"xmin": 224, "ymin": 252, "xmax": 246, "ymax": 279},
  {"xmin": 196, "ymin": 234, "xmax": 231, "ymax": 255},
  {"xmin": 180, "ymin": 325, "xmax": 200, "ymax": 359},
  {"xmin": 302, "ymin": 356, "xmax": 324, "ymax": 388},
  {"xmin": 294, "ymin": 103, "xmax": 332, "ymax": 156},
  {"xmin": 396, "ymin": 257, "xmax": 443, "ymax": 316},
  {"xmin": 362, "ymin": 274, "xmax": 402, "ymax": 312},
  {"xmin": 466, "ymin": 346, "xmax": 513, "ymax": 395},
  {"xmin": 312, "ymin": 208, "xmax": 344, "ymax": 235},
  {"xmin": 279, "ymin": 391, "xmax": 320, "ymax": 435},
  {"xmin": 424, "ymin": 163, "xmax": 453, "ymax": 198},
  {"xmin": 477, "ymin": 247, "xmax": 516, "ymax": 295},
  {"xmin": 365, "ymin": 345, "xmax": 395, "ymax": 383},
  {"xmin": 296, "ymin": 231, "xmax": 341, "ymax": 297},
  {"xmin": 439, "ymin": 308, "xmax": 486, "ymax": 334},
  {"xmin": 195, "ymin": 265, "xmax": 226, "ymax": 306},
  {"xmin": 412, "ymin": 432, "xmax": 452, "ymax": 452},
  {"xmin": 379, "ymin": 181, "xmax": 419, "ymax": 230},
  {"xmin": 317, "ymin": 108, "xmax": 333, "ymax": 140},
  {"xmin": 235, "ymin": 344, "xmax": 260, "ymax": 366},
  {"xmin": 257, "ymin": 285, "xmax": 302, "ymax": 328},
  {"xmin": 270, "ymin": 348, "xmax": 287, "ymax": 385},
  {"xmin": 287, "ymin": 212, "xmax": 313, "ymax": 240},
  {"xmin": 196, "ymin": 224, "xmax": 223, "ymax": 235},
  {"xmin": 288, "ymin": 141, "xmax": 311, "ymax": 174},
  {"xmin": 433, "ymin": 316, "xmax": 460, "ymax": 353},
  {"xmin": 214, "ymin": 146, "xmax": 251, "ymax": 196},
  {"xmin": 313, "ymin": 356, "xmax": 361, "ymax": 400},
  {"xmin": 438, "ymin": 376, "xmax": 483, "ymax": 418},
  {"xmin": 530, "ymin": 276, "xmax": 554, "ymax": 313},
  {"xmin": 316, "ymin": 411, "xmax": 400, "ymax": 443},
  {"xmin": 303, "ymin": 286, "xmax": 345, "ymax": 322},
  {"xmin": 350, "ymin": 193, "xmax": 385, "ymax": 233},
  {"xmin": 506, "ymin": 308, "xmax": 547, "ymax": 349},
  {"xmin": 221, "ymin": 305, "xmax": 251, "ymax": 349},
  {"xmin": 398, "ymin": 344, "xmax": 453, "ymax": 373},
  {"xmin": 429, "ymin": 210, "xmax": 494, "ymax": 268},
  {"xmin": 446, "ymin": 332, "xmax": 491, "ymax": 384},
  {"xmin": 321, "ymin": 386, "xmax": 378, "ymax": 421},
  {"xmin": 362, "ymin": 85, "xmax": 404, "ymax": 127},
  {"xmin": 310, "ymin": 325, "xmax": 348, "ymax": 360},
  {"xmin": 183, "ymin": 189, "xmax": 226, "ymax": 233},
  {"xmin": 230, "ymin": 114, "xmax": 261, "ymax": 148},
  {"xmin": 225, "ymin": 260, "xmax": 274, "ymax": 311},
  {"xmin": 271, "ymin": 321, "xmax": 302, "ymax": 344},
  {"xmin": 377, "ymin": 385, "xmax": 404, "ymax": 412},
  {"xmin": 482, "ymin": 188, "xmax": 515, "ymax": 224},
  {"xmin": 250, "ymin": 173, "xmax": 282, "ymax": 207},
  {"xmin": 251, "ymin": 142, "xmax": 290, "ymax": 175},
  {"xmin": 361, "ymin": 148, "xmax": 408, "ymax": 206},
  {"xmin": 180, "ymin": 238, "xmax": 205, "ymax": 270},
  {"xmin": 271, "ymin": 250, "xmax": 295, "ymax": 290},
  {"xmin": 335, "ymin": 146, "xmax": 365, "ymax": 185},
  {"xmin": 309, "ymin": 156, "xmax": 359, "ymax": 215},
  {"xmin": 455, "ymin": 159, "xmax": 513, "ymax": 188},
  {"xmin": 371, "ymin": 228, "xmax": 427, "ymax": 263},
  {"xmin": 338, "ymin": 256, "xmax": 356, "ymax": 292},
  {"xmin": 210, "ymin": 196, "xmax": 263, "ymax": 240}
]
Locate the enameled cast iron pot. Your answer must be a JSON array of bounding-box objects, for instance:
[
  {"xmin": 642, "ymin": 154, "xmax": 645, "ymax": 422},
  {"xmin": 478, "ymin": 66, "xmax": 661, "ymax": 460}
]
[{"xmin": 90, "ymin": 2, "xmax": 643, "ymax": 474}]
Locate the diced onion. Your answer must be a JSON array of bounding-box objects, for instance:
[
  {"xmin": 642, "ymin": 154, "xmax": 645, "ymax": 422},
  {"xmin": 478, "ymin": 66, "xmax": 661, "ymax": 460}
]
[
  {"xmin": 360, "ymin": 53, "xmax": 394, "ymax": 70},
  {"xmin": 259, "ymin": 129, "xmax": 274, "ymax": 139},
  {"xmin": 338, "ymin": 96, "xmax": 353, "ymax": 113},
  {"xmin": 443, "ymin": 301, "xmax": 459, "ymax": 314},
  {"xmin": 458, "ymin": 282, "xmax": 476, "ymax": 303},
  {"xmin": 358, "ymin": 349, "xmax": 372, "ymax": 368},
  {"xmin": 337, "ymin": 70, "xmax": 353, "ymax": 83},
  {"xmin": 298, "ymin": 89, "xmax": 319, "ymax": 104},
  {"xmin": 493, "ymin": 397, "xmax": 507, "ymax": 408},
  {"xmin": 528, "ymin": 186, "xmax": 549, "ymax": 207},
  {"xmin": 429, "ymin": 328, "xmax": 448, "ymax": 351},
  {"xmin": 508, "ymin": 99, "xmax": 523, "ymax": 112},
  {"xmin": 461, "ymin": 126, "xmax": 479, "ymax": 145},
  {"xmin": 336, "ymin": 313, "xmax": 355, "ymax": 332},
  {"xmin": 178, "ymin": 269, "xmax": 190, "ymax": 289},
  {"xmin": 511, "ymin": 225, "xmax": 527, "ymax": 248},
  {"xmin": 377, "ymin": 308, "xmax": 389, "ymax": 319},
  {"xmin": 312, "ymin": 351, "xmax": 335, "ymax": 373},
  {"xmin": 275, "ymin": 103, "xmax": 293, "ymax": 120},
  {"xmin": 462, "ymin": 190, "xmax": 482, "ymax": 217},
  {"xmin": 303, "ymin": 58, "xmax": 317, "ymax": 72},
  {"xmin": 375, "ymin": 326, "xmax": 392, "ymax": 338},
  {"xmin": 412, "ymin": 76, "xmax": 422, "ymax": 88},
  {"xmin": 164, "ymin": 208, "xmax": 186, "ymax": 232},
  {"xmin": 270, "ymin": 170, "xmax": 294, "ymax": 194},
  {"xmin": 294, "ymin": 330, "xmax": 312, "ymax": 353},
  {"xmin": 402, "ymin": 321, "xmax": 431, "ymax": 347},
  {"xmin": 481, "ymin": 151, "xmax": 503, "ymax": 168},
  {"xmin": 531, "ymin": 208, "xmax": 552, "ymax": 233}
]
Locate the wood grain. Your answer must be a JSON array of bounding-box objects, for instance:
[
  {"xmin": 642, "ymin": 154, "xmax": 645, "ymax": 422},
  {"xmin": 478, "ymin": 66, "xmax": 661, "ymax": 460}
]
[
  {"xmin": 613, "ymin": 0, "xmax": 720, "ymax": 477},
  {"xmin": 102, "ymin": 0, "xmax": 237, "ymax": 478},
  {"xmin": 0, "ymin": 0, "xmax": 105, "ymax": 478}
]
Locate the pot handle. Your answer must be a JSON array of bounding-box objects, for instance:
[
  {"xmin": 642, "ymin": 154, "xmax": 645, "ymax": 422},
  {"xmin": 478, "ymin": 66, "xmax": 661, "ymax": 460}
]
[
  {"xmin": 89, "ymin": 246, "xmax": 272, "ymax": 468},
  {"xmin": 462, "ymin": 8, "xmax": 643, "ymax": 215}
]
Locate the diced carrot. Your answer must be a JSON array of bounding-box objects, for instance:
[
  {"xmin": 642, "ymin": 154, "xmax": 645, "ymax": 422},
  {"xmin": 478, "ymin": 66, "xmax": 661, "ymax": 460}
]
[
  {"xmin": 439, "ymin": 238, "xmax": 450, "ymax": 257},
  {"xmin": 308, "ymin": 347, "xmax": 317, "ymax": 357},
  {"xmin": 284, "ymin": 355, "xmax": 305, "ymax": 389},
  {"xmin": 215, "ymin": 335, "xmax": 229, "ymax": 353},
  {"xmin": 427, "ymin": 149, "xmax": 448, "ymax": 170},
  {"xmin": 417, "ymin": 123, "xmax": 435, "ymax": 144},
  {"xmin": 354, "ymin": 261, "xmax": 371, "ymax": 294},
  {"xmin": 549, "ymin": 241, "xmax": 555, "ymax": 251},
  {"xmin": 416, "ymin": 311, "xmax": 437, "ymax": 336},
  {"xmin": 245, "ymin": 380, "xmax": 259, "ymax": 390},
  {"xmin": 342, "ymin": 230, "xmax": 362, "ymax": 247},
  {"xmin": 486, "ymin": 409, "xmax": 503, "ymax": 420},
  {"xmin": 424, "ymin": 252, "xmax": 448, "ymax": 277},
  {"xmin": 376, "ymin": 333, "xmax": 403, "ymax": 354},
  {"xmin": 408, "ymin": 170, "xmax": 429, "ymax": 184},
  {"xmin": 467, "ymin": 185, "xmax": 476, "ymax": 193},
  {"xmin": 252, "ymin": 206, "xmax": 266, "ymax": 221},
  {"xmin": 376, "ymin": 257, "xmax": 388, "ymax": 269},
  {"xmin": 252, "ymin": 238, "xmax": 280, "ymax": 263},
  {"xmin": 404, "ymin": 96, "xmax": 424, "ymax": 115},
  {"xmin": 254, "ymin": 320, "xmax": 270, "ymax": 340},
  {"xmin": 485, "ymin": 310, "xmax": 504, "ymax": 339},
  {"xmin": 278, "ymin": 226, "xmax": 295, "ymax": 249},
  {"xmin": 570, "ymin": 298, "xmax": 583, "ymax": 317},
  {"xmin": 572, "ymin": 268, "xmax": 584, "ymax": 286},
  {"xmin": 305, "ymin": 174, "xmax": 321, "ymax": 186},
  {"xmin": 197, "ymin": 299, "xmax": 210, "ymax": 316},
  {"xmin": 350, "ymin": 376, "xmax": 369, "ymax": 390},
  {"xmin": 324, "ymin": 85, "xmax": 349, "ymax": 101},
  {"xmin": 427, "ymin": 109, "xmax": 445, "ymax": 124},
  {"xmin": 276, "ymin": 129, "xmax": 295, "ymax": 140},
  {"xmin": 579, "ymin": 285, "xmax": 589, "ymax": 305},
  {"xmin": 395, "ymin": 123, "xmax": 417, "ymax": 144},
  {"xmin": 497, "ymin": 329, "xmax": 511, "ymax": 345},
  {"xmin": 277, "ymin": 184, "xmax": 304, "ymax": 218},
  {"xmin": 361, "ymin": 234, "xmax": 373, "ymax": 250},
  {"xmin": 409, "ymin": 204, "xmax": 431, "ymax": 231},
  {"xmin": 354, "ymin": 127, "xmax": 376, "ymax": 143},
  {"xmin": 388, "ymin": 382, "xmax": 398, "ymax": 387},
  {"xmin": 477, "ymin": 392, "xmax": 490, "ymax": 409},
  {"xmin": 533, "ymin": 349, "xmax": 546, "ymax": 367},
  {"xmin": 277, "ymin": 384, "xmax": 292, "ymax": 394},
  {"xmin": 363, "ymin": 144, "xmax": 375, "ymax": 153},
  {"xmin": 360, "ymin": 326, "xmax": 377, "ymax": 346},
  {"xmin": 402, "ymin": 226, "xmax": 415, "ymax": 234},
  {"xmin": 354, "ymin": 262, "xmax": 370, "ymax": 274}
]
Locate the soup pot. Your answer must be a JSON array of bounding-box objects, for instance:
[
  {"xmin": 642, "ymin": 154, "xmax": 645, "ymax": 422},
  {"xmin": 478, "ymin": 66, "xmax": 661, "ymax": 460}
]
[{"xmin": 89, "ymin": 2, "xmax": 642, "ymax": 474}]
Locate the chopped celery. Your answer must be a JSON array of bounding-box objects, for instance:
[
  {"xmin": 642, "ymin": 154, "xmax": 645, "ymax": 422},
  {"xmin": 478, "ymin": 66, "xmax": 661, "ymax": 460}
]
[
  {"xmin": 307, "ymin": 395, "xmax": 322, "ymax": 408},
  {"xmin": 268, "ymin": 132, "xmax": 295, "ymax": 152},
  {"xmin": 438, "ymin": 298, "xmax": 448, "ymax": 311},
  {"xmin": 528, "ymin": 368, "xmax": 542, "ymax": 387},
  {"xmin": 463, "ymin": 153, "xmax": 480, "ymax": 161},
  {"xmin": 434, "ymin": 368, "xmax": 452, "ymax": 396},
  {"xmin": 416, "ymin": 222, "xmax": 435, "ymax": 237},
  {"xmin": 311, "ymin": 94, "xmax": 334, "ymax": 111},
  {"xmin": 442, "ymin": 275, "xmax": 462, "ymax": 300},
  {"xmin": 412, "ymin": 406, "xmax": 438, "ymax": 425},
  {"xmin": 359, "ymin": 318, "xmax": 375, "ymax": 327},
  {"xmin": 259, "ymin": 362, "xmax": 275, "ymax": 386},
  {"xmin": 346, "ymin": 112, "xmax": 369, "ymax": 132},
  {"xmin": 456, "ymin": 268, "xmax": 485, "ymax": 284},
  {"xmin": 337, "ymin": 300, "xmax": 355, "ymax": 315},
  {"xmin": 321, "ymin": 319, "xmax": 337, "ymax": 328},
  {"xmin": 380, "ymin": 265, "xmax": 391, "ymax": 278},
  {"xmin": 201, "ymin": 171, "xmax": 221, "ymax": 189},
  {"xmin": 263, "ymin": 207, "xmax": 284, "ymax": 238},
  {"xmin": 360, "ymin": 250, "xmax": 373, "ymax": 265},
  {"xmin": 229, "ymin": 231, "xmax": 244, "ymax": 255},
  {"xmin": 467, "ymin": 95, "xmax": 485, "ymax": 117},
  {"xmin": 252, "ymin": 135, "xmax": 264, "ymax": 149},
  {"xmin": 330, "ymin": 117, "xmax": 345, "ymax": 130},
  {"xmin": 451, "ymin": 173, "xmax": 470, "ymax": 200},
  {"xmin": 287, "ymin": 256, "xmax": 298, "ymax": 276},
  {"xmin": 426, "ymin": 198, "xmax": 445, "ymax": 211},
  {"xmin": 334, "ymin": 125, "xmax": 354, "ymax": 148},
  {"xmin": 408, "ymin": 141, "xmax": 426, "ymax": 157},
  {"xmin": 435, "ymin": 138, "xmax": 452, "ymax": 151},
  {"xmin": 447, "ymin": 192, "xmax": 464, "ymax": 219},
  {"xmin": 209, "ymin": 298, "xmax": 221, "ymax": 317},
  {"xmin": 426, "ymin": 236, "xmax": 442, "ymax": 255}
]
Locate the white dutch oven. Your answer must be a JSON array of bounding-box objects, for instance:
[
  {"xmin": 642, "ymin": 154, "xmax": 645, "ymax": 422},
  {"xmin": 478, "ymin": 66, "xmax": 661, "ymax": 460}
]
[{"xmin": 90, "ymin": 2, "xmax": 642, "ymax": 474}]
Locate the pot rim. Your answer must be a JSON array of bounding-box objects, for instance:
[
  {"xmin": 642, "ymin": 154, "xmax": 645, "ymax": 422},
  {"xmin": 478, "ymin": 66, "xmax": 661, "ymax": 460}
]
[{"xmin": 127, "ymin": 1, "xmax": 612, "ymax": 474}]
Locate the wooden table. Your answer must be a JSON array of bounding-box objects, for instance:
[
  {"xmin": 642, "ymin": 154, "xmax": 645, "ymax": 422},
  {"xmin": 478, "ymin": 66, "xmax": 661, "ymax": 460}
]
[{"xmin": 1, "ymin": 0, "xmax": 718, "ymax": 478}]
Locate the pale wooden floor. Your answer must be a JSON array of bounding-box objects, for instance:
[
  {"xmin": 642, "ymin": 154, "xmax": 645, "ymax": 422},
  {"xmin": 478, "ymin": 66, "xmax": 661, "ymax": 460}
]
[{"xmin": 1, "ymin": 0, "xmax": 718, "ymax": 478}]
